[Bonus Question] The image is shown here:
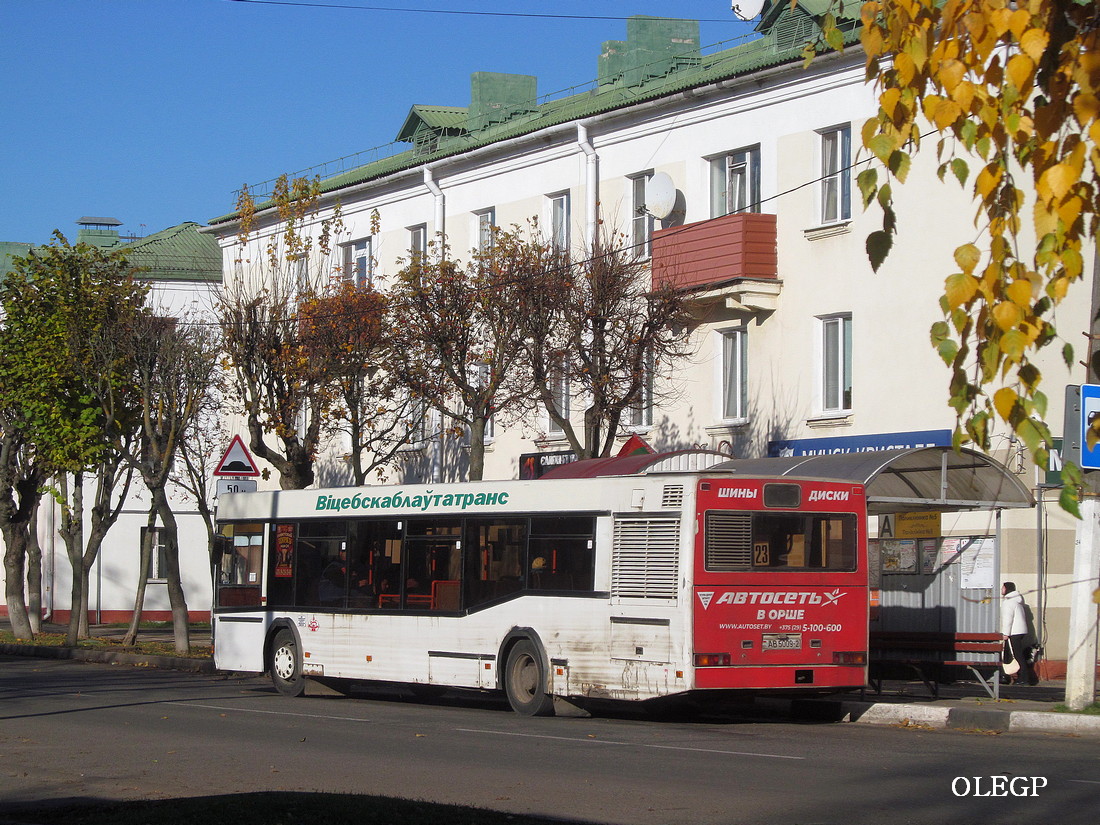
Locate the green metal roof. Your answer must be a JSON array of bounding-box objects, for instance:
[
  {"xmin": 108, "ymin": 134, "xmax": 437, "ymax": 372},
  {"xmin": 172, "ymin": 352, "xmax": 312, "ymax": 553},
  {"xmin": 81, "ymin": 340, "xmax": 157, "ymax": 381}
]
[
  {"xmin": 210, "ymin": 6, "xmax": 861, "ymax": 225},
  {"xmin": 124, "ymin": 222, "xmax": 222, "ymax": 282},
  {"xmin": 395, "ymin": 105, "xmax": 471, "ymax": 142},
  {"xmin": 0, "ymin": 223, "xmax": 221, "ymax": 284}
]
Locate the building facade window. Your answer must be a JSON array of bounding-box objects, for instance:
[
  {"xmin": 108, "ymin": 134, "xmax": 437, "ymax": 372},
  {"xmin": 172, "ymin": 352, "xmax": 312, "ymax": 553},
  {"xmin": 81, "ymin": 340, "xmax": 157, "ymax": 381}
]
[
  {"xmin": 625, "ymin": 351, "xmax": 655, "ymax": 429},
  {"xmin": 710, "ymin": 146, "xmax": 761, "ymax": 217},
  {"xmin": 630, "ymin": 172, "xmax": 653, "ymax": 260},
  {"xmin": 548, "ymin": 360, "xmax": 569, "ymax": 435},
  {"xmin": 141, "ymin": 526, "xmax": 169, "ymax": 582},
  {"xmin": 404, "ymin": 396, "xmax": 434, "ymax": 448},
  {"xmin": 409, "ymin": 224, "xmax": 427, "ymax": 259},
  {"xmin": 342, "ymin": 237, "xmax": 373, "ymax": 286},
  {"xmin": 475, "ymin": 208, "xmax": 496, "ymax": 253},
  {"xmin": 473, "ymin": 362, "xmax": 495, "ymax": 443},
  {"xmin": 819, "ymin": 125, "xmax": 851, "ymax": 224},
  {"xmin": 820, "ymin": 314, "xmax": 853, "ymax": 413},
  {"xmin": 720, "ymin": 327, "xmax": 748, "ymax": 421},
  {"xmin": 548, "ymin": 192, "xmax": 570, "ymax": 252}
]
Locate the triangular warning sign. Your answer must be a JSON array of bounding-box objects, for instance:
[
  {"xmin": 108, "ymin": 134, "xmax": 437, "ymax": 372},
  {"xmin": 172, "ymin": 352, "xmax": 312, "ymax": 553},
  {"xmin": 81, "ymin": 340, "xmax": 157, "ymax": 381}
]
[{"xmin": 214, "ymin": 435, "xmax": 260, "ymax": 477}]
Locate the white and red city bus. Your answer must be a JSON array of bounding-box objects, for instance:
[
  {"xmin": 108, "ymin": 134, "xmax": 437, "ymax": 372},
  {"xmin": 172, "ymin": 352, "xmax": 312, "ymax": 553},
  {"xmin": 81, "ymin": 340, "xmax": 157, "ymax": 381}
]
[{"xmin": 213, "ymin": 457, "xmax": 868, "ymax": 715}]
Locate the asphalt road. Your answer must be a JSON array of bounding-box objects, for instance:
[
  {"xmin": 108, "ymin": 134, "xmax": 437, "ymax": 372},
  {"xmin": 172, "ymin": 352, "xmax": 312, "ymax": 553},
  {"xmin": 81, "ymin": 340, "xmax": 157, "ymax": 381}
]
[{"xmin": 1, "ymin": 656, "xmax": 1098, "ymax": 825}]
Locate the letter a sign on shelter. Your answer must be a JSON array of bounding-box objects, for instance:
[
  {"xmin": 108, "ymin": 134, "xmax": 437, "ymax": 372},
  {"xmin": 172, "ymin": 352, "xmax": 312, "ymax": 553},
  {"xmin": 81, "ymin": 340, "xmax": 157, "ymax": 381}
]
[{"xmin": 214, "ymin": 435, "xmax": 260, "ymax": 477}]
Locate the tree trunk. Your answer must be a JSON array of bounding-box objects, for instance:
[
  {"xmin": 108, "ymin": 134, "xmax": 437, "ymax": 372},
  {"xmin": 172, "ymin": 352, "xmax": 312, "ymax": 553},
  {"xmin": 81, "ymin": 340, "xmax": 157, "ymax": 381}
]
[
  {"xmin": 2, "ymin": 523, "xmax": 34, "ymax": 640},
  {"xmin": 63, "ymin": 474, "xmax": 86, "ymax": 646},
  {"xmin": 121, "ymin": 508, "xmax": 156, "ymax": 648},
  {"xmin": 468, "ymin": 417, "xmax": 486, "ymax": 481},
  {"xmin": 153, "ymin": 486, "xmax": 190, "ymax": 653},
  {"xmin": 25, "ymin": 499, "xmax": 42, "ymax": 634}
]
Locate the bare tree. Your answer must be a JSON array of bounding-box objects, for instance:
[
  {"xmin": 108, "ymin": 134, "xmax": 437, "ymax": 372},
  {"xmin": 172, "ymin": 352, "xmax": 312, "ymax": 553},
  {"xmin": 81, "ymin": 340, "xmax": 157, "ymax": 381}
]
[
  {"xmin": 217, "ymin": 176, "xmax": 345, "ymax": 490},
  {"xmin": 299, "ymin": 280, "xmax": 418, "ymax": 486},
  {"xmin": 173, "ymin": 363, "xmax": 229, "ymax": 592},
  {"xmin": 517, "ymin": 229, "xmax": 691, "ymax": 459},
  {"xmin": 389, "ymin": 233, "xmax": 535, "ymax": 481},
  {"xmin": 94, "ymin": 313, "xmax": 222, "ymax": 652}
]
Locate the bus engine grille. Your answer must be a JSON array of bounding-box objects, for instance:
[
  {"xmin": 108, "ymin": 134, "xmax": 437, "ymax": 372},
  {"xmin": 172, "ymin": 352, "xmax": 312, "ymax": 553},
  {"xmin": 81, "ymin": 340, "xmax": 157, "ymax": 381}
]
[{"xmin": 611, "ymin": 516, "xmax": 681, "ymax": 599}]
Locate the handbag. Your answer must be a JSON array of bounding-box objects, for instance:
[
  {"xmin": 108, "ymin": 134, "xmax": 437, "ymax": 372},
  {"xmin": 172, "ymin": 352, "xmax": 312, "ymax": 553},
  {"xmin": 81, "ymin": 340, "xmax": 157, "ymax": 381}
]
[{"xmin": 1002, "ymin": 639, "xmax": 1021, "ymax": 675}]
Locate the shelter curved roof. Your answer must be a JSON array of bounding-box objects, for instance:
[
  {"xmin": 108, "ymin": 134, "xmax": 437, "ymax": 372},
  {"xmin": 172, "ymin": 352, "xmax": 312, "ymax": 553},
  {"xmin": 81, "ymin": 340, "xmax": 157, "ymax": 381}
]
[{"xmin": 540, "ymin": 447, "xmax": 1033, "ymax": 514}]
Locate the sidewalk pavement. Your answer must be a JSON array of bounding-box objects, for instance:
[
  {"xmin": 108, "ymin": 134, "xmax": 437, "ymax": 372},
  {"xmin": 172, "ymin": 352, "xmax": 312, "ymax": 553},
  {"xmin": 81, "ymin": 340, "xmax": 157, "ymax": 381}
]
[{"xmin": 2, "ymin": 619, "xmax": 1097, "ymax": 735}]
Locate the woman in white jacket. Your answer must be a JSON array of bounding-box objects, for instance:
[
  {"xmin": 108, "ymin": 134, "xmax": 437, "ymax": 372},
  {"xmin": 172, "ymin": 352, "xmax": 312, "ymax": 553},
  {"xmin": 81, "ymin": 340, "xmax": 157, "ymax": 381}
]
[{"xmin": 1000, "ymin": 581, "xmax": 1029, "ymax": 684}]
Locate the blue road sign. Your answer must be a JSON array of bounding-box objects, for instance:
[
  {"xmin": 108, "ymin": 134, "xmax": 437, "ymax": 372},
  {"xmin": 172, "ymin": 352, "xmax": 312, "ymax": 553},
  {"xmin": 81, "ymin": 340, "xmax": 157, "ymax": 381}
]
[{"xmin": 1081, "ymin": 384, "xmax": 1100, "ymax": 470}]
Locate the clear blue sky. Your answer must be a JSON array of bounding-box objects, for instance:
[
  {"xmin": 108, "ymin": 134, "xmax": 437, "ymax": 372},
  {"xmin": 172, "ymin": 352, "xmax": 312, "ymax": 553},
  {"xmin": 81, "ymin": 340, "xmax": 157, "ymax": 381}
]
[{"xmin": 1, "ymin": 0, "xmax": 756, "ymax": 244}]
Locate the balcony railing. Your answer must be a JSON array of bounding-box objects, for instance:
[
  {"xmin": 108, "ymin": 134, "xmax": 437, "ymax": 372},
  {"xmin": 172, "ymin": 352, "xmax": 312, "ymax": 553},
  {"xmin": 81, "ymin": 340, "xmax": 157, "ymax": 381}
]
[{"xmin": 651, "ymin": 211, "xmax": 778, "ymax": 292}]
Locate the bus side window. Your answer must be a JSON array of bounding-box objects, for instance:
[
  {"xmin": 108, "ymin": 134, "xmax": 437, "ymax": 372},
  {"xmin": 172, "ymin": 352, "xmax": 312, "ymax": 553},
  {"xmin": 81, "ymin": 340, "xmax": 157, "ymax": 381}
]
[
  {"xmin": 266, "ymin": 524, "xmax": 295, "ymax": 607},
  {"xmin": 529, "ymin": 516, "xmax": 596, "ymax": 591},
  {"xmin": 464, "ymin": 519, "xmax": 527, "ymax": 610}
]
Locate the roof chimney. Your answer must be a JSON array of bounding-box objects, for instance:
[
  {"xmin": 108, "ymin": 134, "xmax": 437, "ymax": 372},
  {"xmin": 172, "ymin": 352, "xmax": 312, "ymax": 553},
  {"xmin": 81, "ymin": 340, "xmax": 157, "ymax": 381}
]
[{"xmin": 76, "ymin": 216, "xmax": 123, "ymax": 248}]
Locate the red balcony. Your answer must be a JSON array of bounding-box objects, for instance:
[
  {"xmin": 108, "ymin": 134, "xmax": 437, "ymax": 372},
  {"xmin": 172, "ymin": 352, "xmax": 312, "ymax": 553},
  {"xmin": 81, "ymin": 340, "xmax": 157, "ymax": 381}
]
[{"xmin": 652, "ymin": 212, "xmax": 778, "ymax": 293}]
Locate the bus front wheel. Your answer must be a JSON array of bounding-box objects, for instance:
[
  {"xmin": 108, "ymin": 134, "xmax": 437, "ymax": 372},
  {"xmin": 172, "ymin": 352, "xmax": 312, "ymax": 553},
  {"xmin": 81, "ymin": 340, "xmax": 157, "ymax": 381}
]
[
  {"xmin": 269, "ymin": 629, "xmax": 305, "ymax": 697},
  {"xmin": 504, "ymin": 639, "xmax": 555, "ymax": 716}
]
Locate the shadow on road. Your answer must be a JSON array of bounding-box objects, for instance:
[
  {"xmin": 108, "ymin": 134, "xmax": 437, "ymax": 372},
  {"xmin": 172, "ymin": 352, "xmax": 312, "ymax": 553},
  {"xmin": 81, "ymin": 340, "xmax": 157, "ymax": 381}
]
[{"xmin": 0, "ymin": 790, "xmax": 602, "ymax": 825}]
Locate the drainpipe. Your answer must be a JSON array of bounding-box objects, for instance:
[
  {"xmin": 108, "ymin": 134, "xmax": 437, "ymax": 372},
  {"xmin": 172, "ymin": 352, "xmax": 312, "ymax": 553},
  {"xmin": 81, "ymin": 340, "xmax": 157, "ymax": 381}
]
[
  {"xmin": 423, "ymin": 166, "xmax": 445, "ymax": 256},
  {"xmin": 43, "ymin": 494, "xmax": 56, "ymax": 622},
  {"xmin": 577, "ymin": 122, "xmax": 599, "ymax": 248}
]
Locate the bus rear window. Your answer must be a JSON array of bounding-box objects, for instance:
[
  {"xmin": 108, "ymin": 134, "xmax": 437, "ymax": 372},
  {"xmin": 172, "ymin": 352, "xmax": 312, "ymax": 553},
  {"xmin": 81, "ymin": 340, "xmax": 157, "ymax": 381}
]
[{"xmin": 705, "ymin": 511, "xmax": 857, "ymax": 572}]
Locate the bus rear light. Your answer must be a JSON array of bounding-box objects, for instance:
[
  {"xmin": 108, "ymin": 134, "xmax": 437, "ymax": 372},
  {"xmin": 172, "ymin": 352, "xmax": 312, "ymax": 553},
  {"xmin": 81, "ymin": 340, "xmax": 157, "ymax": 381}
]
[
  {"xmin": 833, "ymin": 651, "xmax": 867, "ymax": 665},
  {"xmin": 694, "ymin": 653, "xmax": 732, "ymax": 667}
]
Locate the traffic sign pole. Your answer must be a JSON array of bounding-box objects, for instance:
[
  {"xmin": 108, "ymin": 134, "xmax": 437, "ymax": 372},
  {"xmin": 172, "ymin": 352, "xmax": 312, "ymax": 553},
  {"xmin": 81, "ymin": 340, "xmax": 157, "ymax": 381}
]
[{"xmin": 1067, "ymin": 385, "xmax": 1100, "ymax": 709}]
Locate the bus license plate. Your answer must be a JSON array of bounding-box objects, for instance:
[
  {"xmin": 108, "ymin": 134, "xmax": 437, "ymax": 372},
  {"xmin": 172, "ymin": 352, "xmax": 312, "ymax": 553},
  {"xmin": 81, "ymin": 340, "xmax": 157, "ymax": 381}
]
[{"xmin": 762, "ymin": 633, "xmax": 802, "ymax": 651}]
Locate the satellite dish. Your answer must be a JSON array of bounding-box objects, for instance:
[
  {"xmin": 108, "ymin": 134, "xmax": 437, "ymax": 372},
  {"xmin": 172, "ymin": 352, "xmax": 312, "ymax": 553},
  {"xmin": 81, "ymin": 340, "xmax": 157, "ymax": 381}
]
[
  {"xmin": 645, "ymin": 172, "xmax": 677, "ymax": 220},
  {"xmin": 732, "ymin": 0, "xmax": 766, "ymax": 20}
]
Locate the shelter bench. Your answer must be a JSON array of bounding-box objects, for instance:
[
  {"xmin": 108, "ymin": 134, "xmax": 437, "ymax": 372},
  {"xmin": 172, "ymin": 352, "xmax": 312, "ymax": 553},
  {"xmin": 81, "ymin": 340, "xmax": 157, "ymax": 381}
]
[{"xmin": 868, "ymin": 631, "xmax": 1003, "ymax": 699}]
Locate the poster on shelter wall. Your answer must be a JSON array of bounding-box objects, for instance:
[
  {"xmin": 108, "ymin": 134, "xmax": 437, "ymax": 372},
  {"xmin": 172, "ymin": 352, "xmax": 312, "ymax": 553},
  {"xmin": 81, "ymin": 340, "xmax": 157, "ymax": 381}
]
[
  {"xmin": 960, "ymin": 537, "xmax": 995, "ymax": 589},
  {"xmin": 938, "ymin": 536, "xmax": 995, "ymax": 589},
  {"xmin": 920, "ymin": 539, "xmax": 938, "ymax": 574},
  {"xmin": 881, "ymin": 539, "xmax": 918, "ymax": 574}
]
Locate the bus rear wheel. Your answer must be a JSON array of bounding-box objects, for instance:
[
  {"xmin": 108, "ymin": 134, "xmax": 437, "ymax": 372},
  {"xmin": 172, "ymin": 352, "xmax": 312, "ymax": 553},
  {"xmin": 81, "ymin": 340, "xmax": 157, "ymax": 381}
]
[
  {"xmin": 269, "ymin": 629, "xmax": 305, "ymax": 697},
  {"xmin": 504, "ymin": 640, "xmax": 555, "ymax": 716}
]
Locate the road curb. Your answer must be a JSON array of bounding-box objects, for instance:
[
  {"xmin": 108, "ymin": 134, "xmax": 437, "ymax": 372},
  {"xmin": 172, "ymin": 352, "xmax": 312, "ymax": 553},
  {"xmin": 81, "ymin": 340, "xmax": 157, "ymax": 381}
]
[
  {"xmin": 835, "ymin": 699, "xmax": 1100, "ymax": 735},
  {"xmin": 0, "ymin": 642, "xmax": 217, "ymax": 673},
  {"xmin": 1010, "ymin": 710, "xmax": 1100, "ymax": 735},
  {"xmin": 841, "ymin": 700, "xmax": 951, "ymax": 728}
]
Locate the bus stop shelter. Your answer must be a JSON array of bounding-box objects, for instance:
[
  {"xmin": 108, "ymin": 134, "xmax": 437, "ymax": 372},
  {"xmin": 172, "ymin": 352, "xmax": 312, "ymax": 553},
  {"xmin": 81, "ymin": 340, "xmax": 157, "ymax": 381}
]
[
  {"xmin": 542, "ymin": 446, "xmax": 1034, "ymax": 515},
  {"xmin": 706, "ymin": 446, "xmax": 1034, "ymax": 515}
]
